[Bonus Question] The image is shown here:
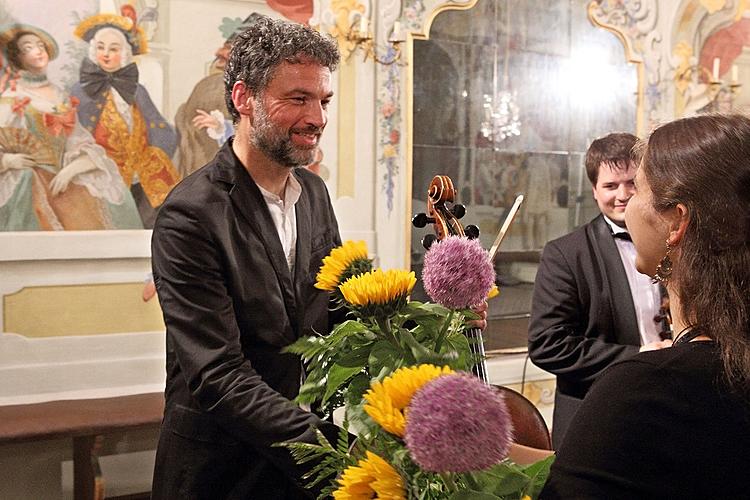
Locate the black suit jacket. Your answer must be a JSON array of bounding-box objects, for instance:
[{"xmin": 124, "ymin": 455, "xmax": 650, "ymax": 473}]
[
  {"xmin": 528, "ymin": 214, "xmax": 640, "ymax": 448},
  {"xmin": 151, "ymin": 140, "xmax": 341, "ymax": 499}
]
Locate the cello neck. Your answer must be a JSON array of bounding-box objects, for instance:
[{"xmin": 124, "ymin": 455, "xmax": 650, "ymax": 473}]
[{"xmin": 466, "ymin": 327, "xmax": 490, "ymax": 385}]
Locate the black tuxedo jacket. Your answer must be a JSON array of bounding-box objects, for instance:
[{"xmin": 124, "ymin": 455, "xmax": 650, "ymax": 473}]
[
  {"xmin": 151, "ymin": 140, "xmax": 341, "ymax": 499},
  {"xmin": 528, "ymin": 214, "xmax": 640, "ymax": 448}
]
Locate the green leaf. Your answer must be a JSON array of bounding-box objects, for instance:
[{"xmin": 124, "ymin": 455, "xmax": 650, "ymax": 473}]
[
  {"xmin": 275, "ymin": 427, "xmax": 352, "ymax": 499},
  {"xmin": 345, "ymin": 372, "xmax": 371, "ymax": 407},
  {"xmin": 398, "ymin": 327, "xmax": 433, "ymax": 362},
  {"xmin": 521, "ymin": 455, "xmax": 555, "ymax": 477},
  {"xmin": 405, "ymin": 301, "xmax": 451, "ymax": 316},
  {"xmin": 368, "ymin": 340, "xmax": 402, "ymax": 375},
  {"xmin": 296, "ymin": 379, "xmax": 325, "ymax": 404},
  {"xmin": 520, "ymin": 455, "xmax": 555, "ymax": 498},
  {"xmin": 471, "ymin": 462, "xmax": 530, "ymax": 496},
  {"xmin": 333, "ymin": 319, "xmax": 371, "ymax": 336},
  {"xmin": 336, "ymin": 344, "xmax": 372, "ymax": 368},
  {"xmin": 283, "ymin": 335, "xmax": 326, "ymax": 358},
  {"xmin": 322, "ymin": 363, "xmax": 362, "ymax": 404},
  {"xmin": 461, "ymin": 308, "xmax": 481, "ymax": 320},
  {"xmin": 447, "ymin": 491, "xmax": 500, "ymax": 500}
]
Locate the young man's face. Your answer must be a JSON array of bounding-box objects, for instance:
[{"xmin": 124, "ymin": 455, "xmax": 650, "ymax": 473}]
[
  {"xmin": 592, "ymin": 162, "xmax": 636, "ymax": 227},
  {"xmin": 250, "ymin": 60, "xmax": 333, "ymax": 168}
]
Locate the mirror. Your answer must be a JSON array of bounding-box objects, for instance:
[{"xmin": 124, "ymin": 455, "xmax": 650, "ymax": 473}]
[{"xmin": 410, "ymin": 0, "xmax": 637, "ymax": 351}]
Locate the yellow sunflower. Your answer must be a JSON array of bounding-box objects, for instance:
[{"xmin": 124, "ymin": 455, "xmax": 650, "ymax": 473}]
[
  {"xmin": 333, "ymin": 451, "xmax": 405, "ymax": 500},
  {"xmin": 315, "ymin": 240, "xmax": 372, "ymax": 292},
  {"xmin": 339, "ymin": 269, "xmax": 416, "ymax": 317},
  {"xmin": 364, "ymin": 364, "xmax": 453, "ymax": 437}
]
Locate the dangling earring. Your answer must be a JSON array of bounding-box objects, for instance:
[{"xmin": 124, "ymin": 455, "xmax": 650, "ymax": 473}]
[{"xmin": 652, "ymin": 241, "xmax": 673, "ymax": 283}]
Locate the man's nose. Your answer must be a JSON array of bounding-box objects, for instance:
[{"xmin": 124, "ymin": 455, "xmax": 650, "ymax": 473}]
[
  {"xmin": 304, "ymin": 102, "xmax": 326, "ymax": 129},
  {"xmin": 617, "ymin": 184, "xmax": 634, "ymax": 200}
]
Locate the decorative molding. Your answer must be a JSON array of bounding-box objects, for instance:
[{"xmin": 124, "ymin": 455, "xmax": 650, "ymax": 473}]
[
  {"xmin": 588, "ymin": 0, "xmax": 660, "ymax": 134},
  {"xmin": 375, "ymin": 0, "xmax": 413, "ymax": 214},
  {"xmin": 0, "ymin": 331, "xmax": 165, "ymax": 405},
  {"xmin": 372, "ymin": 0, "xmax": 475, "ymax": 215},
  {"xmin": 700, "ymin": 0, "xmax": 727, "ymax": 14},
  {"xmin": 324, "ymin": 0, "xmax": 367, "ymax": 60},
  {"xmin": 0, "ymin": 231, "xmax": 152, "ymax": 261},
  {"xmin": 3, "ymin": 282, "xmax": 164, "ymax": 338},
  {"xmin": 377, "ymin": 47, "xmax": 403, "ymax": 213}
]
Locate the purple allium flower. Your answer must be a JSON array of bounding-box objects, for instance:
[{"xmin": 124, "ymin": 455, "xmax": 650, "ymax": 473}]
[
  {"xmin": 422, "ymin": 236, "xmax": 495, "ymax": 309},
  {"xmin": 404, "ymin": 373, "xmax": 513, "ymax": 473}
]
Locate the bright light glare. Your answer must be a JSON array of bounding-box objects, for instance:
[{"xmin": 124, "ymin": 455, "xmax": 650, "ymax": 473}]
[{"xmin": 561, "ymin": 47, "xmax": 626, "ymax": 108}]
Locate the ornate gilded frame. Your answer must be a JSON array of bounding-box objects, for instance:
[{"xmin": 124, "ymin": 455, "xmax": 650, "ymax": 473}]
[
  {"xmin": 403, "ymin": 0, "xmax": 478, "ymax": 265},
  {"xmin": 587, "ymin": 0, "xmax": 648, "ymax": 134}
]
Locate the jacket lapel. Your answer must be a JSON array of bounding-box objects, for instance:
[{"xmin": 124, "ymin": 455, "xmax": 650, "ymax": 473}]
[
  {"xmin": 292, "ymin": 171, "xmax": 312, "ymax": 335},
  {"xmin": 212, "ymin": 142, "xmax": 299, "ymax": 338},
  {"xmin": 589, "ymin": 215, "xmax": 640, "ymax": 346},
  {"xmin": 293, "ymin": 171, "xmax": 311, "ymax": 298}
]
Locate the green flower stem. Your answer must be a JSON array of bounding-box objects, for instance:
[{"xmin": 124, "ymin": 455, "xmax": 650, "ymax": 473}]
[
  {"xmin": 440, "ymin": 472, "xmax": 459, "ymax": 493},
  {"xmin": 433, "ymin": 309, "xmax": 455, "ymax": 352},
  {"xmin": 375, "ymin": 316, "xmax": 400, "ymax": 348},
  {"xmin": 464, "ymin": 471, "xmax": 481, "ymax": 490}
]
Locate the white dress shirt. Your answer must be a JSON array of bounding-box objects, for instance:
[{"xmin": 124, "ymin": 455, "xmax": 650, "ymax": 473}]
[
  {"xmin": 257, "ymin": 174, "xmax": 302, "ymax": 273},
  {"xmin": 603, "ymin": 215, "xmax": 663, "ymax": 345}
]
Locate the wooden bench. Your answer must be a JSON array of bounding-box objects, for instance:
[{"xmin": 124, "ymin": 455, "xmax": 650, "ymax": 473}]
[{"xmin": 0, "ymin": 392, "xmax": 164, "ymax": 500}]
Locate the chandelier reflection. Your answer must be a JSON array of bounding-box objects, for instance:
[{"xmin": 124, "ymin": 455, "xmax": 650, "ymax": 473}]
[
  {"xmin": 480, "ymin": 90, "xmax": 520, "ymax": 141},
  {"xmin": 480, "ymin": 5, "xmax": 520, "ymax": 144}
]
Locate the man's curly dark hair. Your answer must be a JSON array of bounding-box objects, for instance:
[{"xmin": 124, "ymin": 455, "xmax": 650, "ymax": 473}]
[{"xmin": 223, "ymin": 16, "xmax": 340, "ymax": 124}]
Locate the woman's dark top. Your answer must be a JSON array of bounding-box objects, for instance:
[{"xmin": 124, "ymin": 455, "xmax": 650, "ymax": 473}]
[{"xmin": 541, "ymin": 341, "xmax": 750, "ymax": 499}]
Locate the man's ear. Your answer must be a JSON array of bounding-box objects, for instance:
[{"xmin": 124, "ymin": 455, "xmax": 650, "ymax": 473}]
[
  {"xmin": 667, "ymin": 203, "xmax": 689, "ymax": 247},
  {"xmin": 231, "ymin": 81, "xmax": 254, "ymax": 118}
]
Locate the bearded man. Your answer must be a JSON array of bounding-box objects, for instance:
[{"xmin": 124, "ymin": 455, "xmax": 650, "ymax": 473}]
[{"xmin": 150, "ymin": 16, "xmax": 343, "ymax": 499}]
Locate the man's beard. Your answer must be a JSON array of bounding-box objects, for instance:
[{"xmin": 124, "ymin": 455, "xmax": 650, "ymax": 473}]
[{"xmin": 250, "ymin": 102, "xmax": 321, "ymax": 168}]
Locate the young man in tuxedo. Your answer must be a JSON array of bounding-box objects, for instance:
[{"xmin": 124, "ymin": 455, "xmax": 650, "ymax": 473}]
[{"xmin": 528, "ymin": 133, "xmax": 670, "ymax": 449}]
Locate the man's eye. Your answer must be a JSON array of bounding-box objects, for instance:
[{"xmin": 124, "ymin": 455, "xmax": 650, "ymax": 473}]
[{"xmin": 321, "ymin": 100, "xmax": 331, "ymax": 109}]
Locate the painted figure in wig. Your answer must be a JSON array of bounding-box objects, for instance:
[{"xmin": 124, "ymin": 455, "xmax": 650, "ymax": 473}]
[
  {"xmin": 0, "ymin": 24, "xmax": 142, "ymax": 230},
  {"xmin": 71, "ymin": 7, "xmax": 179, "ymax": 228}
]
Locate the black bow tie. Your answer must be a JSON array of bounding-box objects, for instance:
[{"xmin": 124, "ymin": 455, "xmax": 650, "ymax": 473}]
[
  {"xmin": 79, "ymin": 58, "xmax": 139, "ymax": 105},
  {"xmin": 613, "ymin": 232, "xmax": 632, "ymax": 242}
]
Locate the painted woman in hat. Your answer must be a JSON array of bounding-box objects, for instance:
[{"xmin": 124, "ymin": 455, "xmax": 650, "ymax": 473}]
[
  {"xmin": 71, "ymin": 9, "xmax": 180, "ymax": 228},
  {"xmin": 0, "ymin": 24, "xmax": 142, "ymax": 230}
]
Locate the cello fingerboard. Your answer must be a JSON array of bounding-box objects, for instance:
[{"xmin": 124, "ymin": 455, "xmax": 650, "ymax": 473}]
[{"xmin": 465, "ymin": 327, "xmax": 490, "ymax": 385}]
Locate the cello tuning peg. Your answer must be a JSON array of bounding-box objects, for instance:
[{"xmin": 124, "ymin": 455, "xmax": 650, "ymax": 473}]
[
  {"xmin": 412, "ymin": 213, "xmax": 435, "ymax": 228},
  {"xmin": 422, "ymin": 234, "xmax": 437, "ymax": 250},
  {"xmin": 464, "ymin": 224, "xmax": 480, "ymax": 239},
  {"xmin": 451, "ymin": 204, "xmax": 466, "ymax": 219}
]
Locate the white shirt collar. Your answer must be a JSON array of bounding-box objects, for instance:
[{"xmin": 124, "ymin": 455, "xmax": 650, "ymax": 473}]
[
  {"xmin": 602, "ymin": 214, "xmax": 628, "ymax": 236},
  {"xmin": 256, "ymin": 173, "xmax": 302, "ymax": 210}
]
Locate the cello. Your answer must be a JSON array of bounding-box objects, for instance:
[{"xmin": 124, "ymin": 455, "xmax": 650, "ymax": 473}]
[
  {"xmin": 412, "ymin": 175, "xmax": 487, "ymax": 382},
  {"xmin": 413, "ymin": 176, "xmax": 551, "ymax": 450}
]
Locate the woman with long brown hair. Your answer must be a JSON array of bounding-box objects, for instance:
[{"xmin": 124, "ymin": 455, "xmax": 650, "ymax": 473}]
[{"xmin": 541, "ymin": 114, "xmax": 750, "ymax": 498}]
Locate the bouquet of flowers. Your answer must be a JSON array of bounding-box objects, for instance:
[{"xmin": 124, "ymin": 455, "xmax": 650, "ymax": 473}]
[{"xmin": 282, "ymin": 238, "xmax": 553, "ymax": 499}]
